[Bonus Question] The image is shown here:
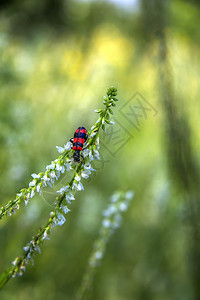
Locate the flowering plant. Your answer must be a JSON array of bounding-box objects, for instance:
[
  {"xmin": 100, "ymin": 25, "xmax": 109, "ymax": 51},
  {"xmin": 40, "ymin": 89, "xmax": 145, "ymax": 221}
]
[
  {"xmin": 76, "ymin": 190, "xmax": 134, "ymax": 300},
  {"xmin": 0, "ymin": 87, "xmax": 119, "ymax": 288}
]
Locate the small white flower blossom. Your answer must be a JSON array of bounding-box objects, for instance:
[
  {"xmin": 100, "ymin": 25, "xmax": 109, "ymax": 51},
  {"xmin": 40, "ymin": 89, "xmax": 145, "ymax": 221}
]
[
  {"xmin": 34, "ymin": 245, "xmax": 41, "ymax": 254},
  {"xmin": 64, "ymin": 142, "xmax": 72, "ymax": 151},
  {"xmin": 90, "ymin": 132, "xmax": 97, "ymax": 138},
  {"xmin": 95, "ymin": 251, "xmax": 103, "ymax": 260},
  {"xmin": 16, "ymin": 192, "xmax": 22, "ymax": 198},
  {"xmin": 62, "ymin": 206, "xmax": 71, "ymax": 214},
  {"xmin": 20, "ymin": 264, "xmax": 26, "ymax": 271},
  {"xmin": 65, "ymin": 192, "xmax": 75, "ymax": 201},
  {"xmin": 42, "ymin": 230, "xmax": 50, "ymax": 240},
  {"xmin": 56, "ymin": 146, "xmax": 65, "ymax": 153},
  {"xmin": 95, "ymin": 137, "xmax": 100, "ymax": 150},
  {"xmin": 102, "ymin": 219, "xmax": 111, "ymax": 228},
  {"xmin": 57, "ymin": 185, "xmax": 69, "ymax": 194},
  {"xmin": 30, "ymin": 190, "xmax": 35, "ymax": 198},
  {"xmin": 93, "ymin": 149, "xmax": 100, "ymax": 160},
  {"xmin": 84, "ymin": 163, "xmax": 96, "ymax": 172},
  {"xmin": 103, "ymin": 205, "xmax": 117, "ymax": 217},
  {"xmin": 23, "ymin": 246, "xmax": 30, "ymax": 252},
  {"xmin": 126, "ymin": 190, "xmax": 134, "ymax": 200},
  {"xmin": 64, "ymin": 162, "xmax": 72, "ymax": 171},
  {"xmin": 54, "ymin": 213, "xmax": 66, "ymax": 226},
  {"xmin": 119, "ymin": 202, "xmax": 128, "ymax": 211},
  {"xmin": 81, "ymin": 169, "xmax": 91, "ymax": 179},
  {"xmin": 110, "ymin": 193, "xmax": 119, "ymax": 203},
  {"xmin": 50, "ymin": 171, "xmax": 57, "ymax": 180},
  {"xmin": 36, "ymin": 185, "xmax": 41, "ymax": 194},
  {"xmin": 46, "ymin": 163, "xmax": 55, "ymax": 171},
  {"xmin": 74, "ymin": 174, "xmax": 81, "ymax": 182},
  {"xmin": 12, "ymin": 258, "xmax": 19, "ymax": 266},
  {"xmin": 29, "ymin": 180, "xmax": 36, "ymax": 188},
  {"xmin": 72, "ymin": 181, "xmax": 84, "ymax": 191},
  {"xmin": 82, "ymin": 149, "xmax": 91, "ymax": 157},
  {"xmin": 31, "ymin": 173, "xmax": 41, "ymax": 179}
]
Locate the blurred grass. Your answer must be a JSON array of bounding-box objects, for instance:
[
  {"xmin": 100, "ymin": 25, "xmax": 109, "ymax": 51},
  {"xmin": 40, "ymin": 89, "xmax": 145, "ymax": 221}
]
[{"xmin": 0, "ymin": 0, "xmax": 200, "ymax": 299}]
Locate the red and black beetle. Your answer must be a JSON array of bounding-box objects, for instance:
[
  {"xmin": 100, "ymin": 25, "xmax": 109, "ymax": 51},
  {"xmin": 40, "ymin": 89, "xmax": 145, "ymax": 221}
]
[{"xmin": 70, "ymin": 127, "xmax": 88, "ymax": 162}]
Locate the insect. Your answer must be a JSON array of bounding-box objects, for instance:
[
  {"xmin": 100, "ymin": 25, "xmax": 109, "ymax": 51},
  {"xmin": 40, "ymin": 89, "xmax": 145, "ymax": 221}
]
[{"xmin": 70, "ymin": 127, "xmax": 88, "ymax": 162}]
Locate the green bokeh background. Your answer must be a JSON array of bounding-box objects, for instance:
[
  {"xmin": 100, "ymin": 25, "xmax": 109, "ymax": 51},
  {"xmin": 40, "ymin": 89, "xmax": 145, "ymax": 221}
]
[{"xmin": 0, "ymin": 0, "xmax": 200, "ymax": 299}]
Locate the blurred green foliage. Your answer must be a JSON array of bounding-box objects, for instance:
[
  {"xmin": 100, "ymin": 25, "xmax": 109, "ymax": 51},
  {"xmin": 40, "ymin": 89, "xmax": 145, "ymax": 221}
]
[{"xmin": 0, "ymin": 0, "xmax": 200, "ymax": 299}]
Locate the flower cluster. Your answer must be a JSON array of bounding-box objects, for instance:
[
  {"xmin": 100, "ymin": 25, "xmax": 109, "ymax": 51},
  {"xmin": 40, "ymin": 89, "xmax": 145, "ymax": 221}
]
[
  {"xmin": 0, "ymin": 87, "xmax": 119, "ymax": 285},
  {"xmin": 89, "ymin": 190, "xmax": 134, "ymax": 268},
  {"xmin": 76, "ymin": 190, "xmax": 134, "ymax": 299}
]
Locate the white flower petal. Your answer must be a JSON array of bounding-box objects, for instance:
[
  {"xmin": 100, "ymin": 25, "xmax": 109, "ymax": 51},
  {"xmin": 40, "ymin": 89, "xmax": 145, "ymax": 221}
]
[{"xmin": 64, "ymin": 142, "xmax": 72, "ymax": 151}]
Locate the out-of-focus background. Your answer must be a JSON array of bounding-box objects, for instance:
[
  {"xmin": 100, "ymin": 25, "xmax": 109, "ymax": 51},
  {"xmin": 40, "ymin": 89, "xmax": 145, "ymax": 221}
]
[{"xmin": 0, "ymin": 0, "xmax": 200, "ymax": 299}]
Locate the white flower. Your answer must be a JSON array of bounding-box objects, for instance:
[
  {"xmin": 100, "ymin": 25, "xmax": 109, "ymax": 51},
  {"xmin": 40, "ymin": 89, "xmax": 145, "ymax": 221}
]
[
  {"xmin": 103, "ymin": 205, "xmax": 117, "ymax": 217},
  {"xmin": 56, "ymin": 146, "xmax": 65, "ymax": 153},
  {"xmin": 72, "ymin": 181, "xmax": 84, "ymax": 191},
  {"xmin": 93, "ymin": 149, "xmax": 100, "ymax": 160},
  {"xmin": 57, "ymin": 185, "xmax": 69, "ymax": 194},
  {"xmin": 55, "ymin": 164, "xmax": 62, "ymax": 171},
  {"xmin": 36, "ymin": 184, "xmax": 41, "ymax": 194},
  {"xmin": 23, "ymin": 246, "xmax": 30, "ymax": 252},
  {"xmin": 95, "ymin": 137, "xmax": 100, "ymax": 150},
  {"xmin": 15, "ymin": 203, "xmax": 20, "ymax": 210},
  {"xmin": 29, "ymin": 180, "xmax": 36, "ymax": 188},
  {"xmin": 90, "ymin": 132, "xmax": 97, "ymax": 138},
  {"xmin": 30, "ymin": 190, "xmax": 35, "ymax": 198},
  {"xmin": 62, "ymin": 205, "xmax": 71, "ymax": 214},
  {"xmin": 64, "ymin": 142, "xmax": 72, "ymax": 151},
  {"xmin": 102, "ymin": 219, "xmax": 111, "ymax": 228},
  {"xmin": 95, "ymin": 251, "xmax": 103, "ymax": 260},
  {"xmin": 74, "ymin": 173, "xmax": 81, "ymax": 182},
  {"xmin": 50, "ymin": 171, "xmax": 57, "ymax": 180},
  {"xmin": 42, "ymin": 230, "xmax": 50, "ymax": 240},
  {"xmin": 34, "ymin": 245, "xmax": 41, "ymax": 254},
  {"xmin": 119, "ymin": 202, "xmax": 128, "ymax": 211},
  {"xmin": 126, "ymin": 190, "xmax": 134, "ymax": 200},
  {"xmin": 46, "ymin": 163, "xmax": 55, "ymax": 171},
  {"xmin": 82, "ymin": 149, "xmax": 91, "ymax": 157},
  {"xmin": 65, "ymin": 192, "xmax": 75, "ymax": 201},
  {"xmin": 31, "ymin": 173, "xmax": 41, "ymax": 179},
  {"xmin": 47, "ymin": 181, "xmax": 52, "ymax": 188},
  {"xmin": 54, "ymin": 213, "xmax": 66, "ymax": 226},
  {"xmin": 113, "ymin": 214, "xmax": 122, "ymax": 229},
  {"xmin": 110, "ymin": 193, "xmax": 119, "ymax": 203},
  {"xmin": 64, "ymin": 162, "xmax": 72, "ymax": 172},
  {"xmin": 65, "ymin": 193, "xmax": 75, "ymax": 204},
  {"xmin": 81, "ymin": 169, "xmax": 91, "ymax": 179},
  {"xmin": 42, "ymin": 174, "xmax": 50, "ymax": 187},
  {"xmin": 24, "ymin": 193, "xmax": 30, "ymax": 205},
  {"xmin": 84, "ymin": 163, "xmax": 96, "ymax": 172},
  {"xmin": 17, "ymin": 270, "xmax": 23, "ymax": 277},
  {"xmin": 12, "ymin": 258, "xmax": 19, "ymax": 266},
  {"xmin": 20, "ymin": 264, "xmax": 26, "ymax": 271}
]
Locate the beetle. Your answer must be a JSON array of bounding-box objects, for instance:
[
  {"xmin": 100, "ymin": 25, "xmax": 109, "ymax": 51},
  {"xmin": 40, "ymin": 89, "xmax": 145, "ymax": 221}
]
[{"xmin": 70, "ymin": 127, "xmax": 88, "ymax": 162}]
